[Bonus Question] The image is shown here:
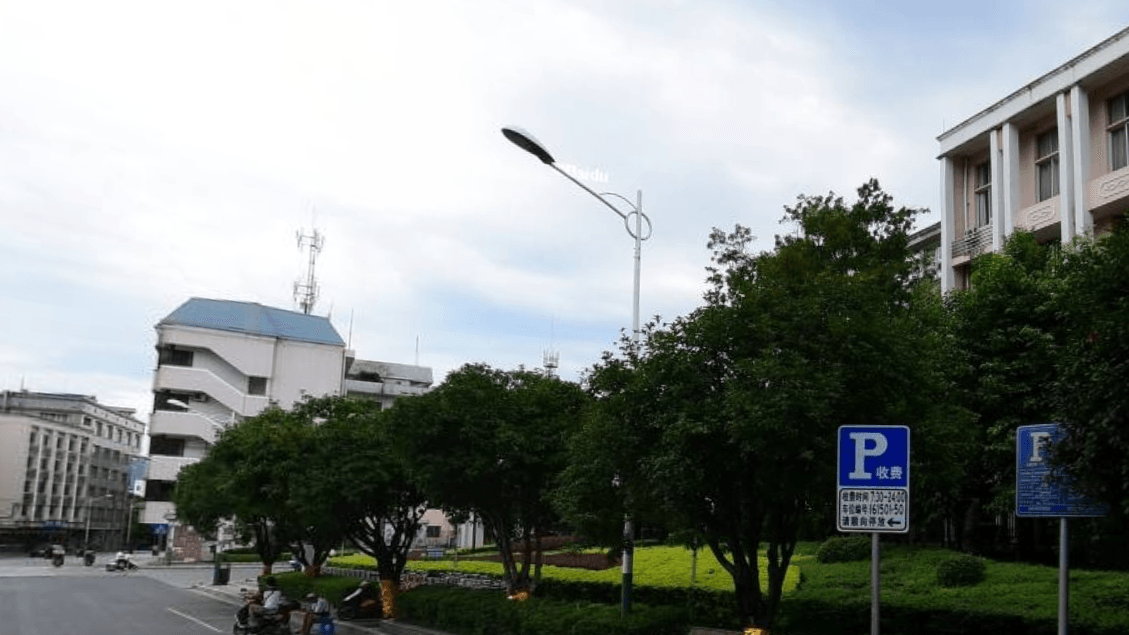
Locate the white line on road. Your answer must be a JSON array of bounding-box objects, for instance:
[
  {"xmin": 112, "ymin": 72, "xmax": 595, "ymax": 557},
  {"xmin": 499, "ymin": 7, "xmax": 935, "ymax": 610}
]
[{"xmin": 167, "ymin": 607, "xmax": 223, "ymax": 632}]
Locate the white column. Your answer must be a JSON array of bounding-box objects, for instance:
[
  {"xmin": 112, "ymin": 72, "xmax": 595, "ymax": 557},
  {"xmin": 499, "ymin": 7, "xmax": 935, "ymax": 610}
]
[
  {"xmin": 1070, "ymin": 84, "xmax": 1093, "ymax": 236},
  {"xmin": 940, "ymin": 157, "xmax": 956, "ymax": 293},
  {"xmin": 1057, "ymin": 92, "xmax": 1076, "ymax": 243},
  {"xmin": 989, "ymin": 130, "xmax": 1004, "ymax": 251},
  {"xmin": 1001, "ymin": 122, "xmax": 1021, "ymax": 239}
]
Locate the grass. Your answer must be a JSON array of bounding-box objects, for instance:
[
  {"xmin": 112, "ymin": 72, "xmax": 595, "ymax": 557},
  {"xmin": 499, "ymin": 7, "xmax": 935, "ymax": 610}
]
[
  {"xmin": 787, "ymin": 544, "xmax": 1129, "ymax": 634},
  {"xmin": 331, "ymin": 544, "xmax": 804, "ymax": 593}
]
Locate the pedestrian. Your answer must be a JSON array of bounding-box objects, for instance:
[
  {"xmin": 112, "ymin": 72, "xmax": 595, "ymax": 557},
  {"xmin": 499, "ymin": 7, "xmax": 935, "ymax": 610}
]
[{"xmin": 300, "ymin": 593, "xmax": 332, "ymax": 635}]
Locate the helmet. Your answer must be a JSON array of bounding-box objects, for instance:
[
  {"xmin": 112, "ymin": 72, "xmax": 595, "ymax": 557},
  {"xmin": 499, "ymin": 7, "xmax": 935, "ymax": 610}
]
[{"xmin": 306, "ymin": 593, "xmax": 317, "ymax": 600}]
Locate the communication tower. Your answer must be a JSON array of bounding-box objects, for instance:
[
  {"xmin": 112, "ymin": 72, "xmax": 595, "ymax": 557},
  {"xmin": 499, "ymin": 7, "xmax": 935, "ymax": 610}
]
[{"xmin": 294, "ymin": 228, "xmax": 324, "ymax": 315}]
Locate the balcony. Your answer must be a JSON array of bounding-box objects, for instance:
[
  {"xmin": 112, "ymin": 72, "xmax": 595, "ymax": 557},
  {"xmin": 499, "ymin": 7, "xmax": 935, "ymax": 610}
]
[
  {"xmin": 1089, "ymin": 168, "xmax": 1129, "ymax": 218},
  {"xmin": 153, "ymin": 366, "xmax": 269, "ymax": 416},
  {"xmin": 149, "ymin": 410, "xmax": 219, "ymax": 443},
  {"xmin": 950, "ymin": 225, "xmax": 994, "ymax": 259},
  {"xmin": 147, "ymin": 455, "xmax": 198, "ymax": 481}
]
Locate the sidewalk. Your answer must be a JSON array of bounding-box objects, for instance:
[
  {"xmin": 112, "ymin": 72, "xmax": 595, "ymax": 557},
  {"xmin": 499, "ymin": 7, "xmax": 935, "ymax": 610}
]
[{"xmin": 172, "ymin": 563, "xmax": 454, "ymax": 635}]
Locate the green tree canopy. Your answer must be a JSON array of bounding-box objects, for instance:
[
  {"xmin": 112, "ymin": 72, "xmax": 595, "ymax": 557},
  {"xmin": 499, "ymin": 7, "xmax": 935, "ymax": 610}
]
[
  {"xmin": 391, "ymin": 363, "xmax": 588, "ymax": 595},
  {"xmin": 564, "ymin": 180, "xmax": 969, "ymax": 629}
]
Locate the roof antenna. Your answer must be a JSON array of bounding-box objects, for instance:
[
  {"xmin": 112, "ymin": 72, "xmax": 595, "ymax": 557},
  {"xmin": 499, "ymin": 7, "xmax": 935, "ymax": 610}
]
[
  {"xmin": 294, "ymin": 226, "xmax": 324, "ymax": 315},
  {"xmin": 542, "ymin": 316, "xmax": 559, "ymax": 377}
]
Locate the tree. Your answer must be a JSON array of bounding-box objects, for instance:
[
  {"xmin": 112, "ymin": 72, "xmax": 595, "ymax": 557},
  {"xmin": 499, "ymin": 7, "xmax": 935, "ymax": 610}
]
[
  {"xmin": 174, "ymin": 406, "xmax": 336, "ymax": 575},
  {"xmin": 1052, "ymin": 222, "xmax": 1129, "ymax": 516},
  {"xmin": 391, "ymin": 364, "xmax": 588, "ymax": 596},
  {"xmin": 299, "ymin": 395, "xmax": 429, "ymax": 616},
  {"xmin": 568, "ymin": 181, "xmax": 967, "ymax": 629},
  {"xmin": 946, "ymin": 231, "xmax": 1065, "ymax": 555}
]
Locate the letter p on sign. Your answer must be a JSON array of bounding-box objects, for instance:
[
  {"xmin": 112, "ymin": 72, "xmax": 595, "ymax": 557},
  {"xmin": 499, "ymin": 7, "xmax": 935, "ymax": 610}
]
[{"xmin": 848, "ymin": 433, "xmax": 888, "ymax": 479}]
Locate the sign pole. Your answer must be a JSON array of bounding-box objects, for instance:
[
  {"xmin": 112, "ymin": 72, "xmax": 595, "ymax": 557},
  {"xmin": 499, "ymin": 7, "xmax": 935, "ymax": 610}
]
[
  {"xmin": 871, "ymin": 532, "xmax": 880, "ymax": 635},
  {"xmin": 1059, "ymin": 518, "xmax": 1068, "ymax": 635}
]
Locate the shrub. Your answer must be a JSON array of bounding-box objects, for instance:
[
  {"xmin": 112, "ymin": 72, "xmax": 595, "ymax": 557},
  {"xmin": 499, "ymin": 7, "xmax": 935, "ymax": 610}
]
[
  {"xmin": 815, "ymin": 536, "xmax": 871, "ymax": 563},
  {"xmin": 397, "ymin": 585, "xmax": 689, "ymax": 635},
  {"xmin": 936, "ymin": 554, "xmax": 986, "ymax": 588}
]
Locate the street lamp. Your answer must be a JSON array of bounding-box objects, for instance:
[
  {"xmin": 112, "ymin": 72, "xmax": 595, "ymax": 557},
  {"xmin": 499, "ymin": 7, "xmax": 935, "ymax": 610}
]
[
  {"xmin": 502, "ymin": 125, "xmax": 651, "ymax": 616},
  {"xmin": 83, "ymin": 493, "xmax": 114, "ymax": 550}
]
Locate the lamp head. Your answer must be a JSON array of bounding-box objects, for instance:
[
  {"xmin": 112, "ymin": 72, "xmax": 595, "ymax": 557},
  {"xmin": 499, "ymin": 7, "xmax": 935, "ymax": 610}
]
[{"xmin": 502, "ymin": 126, "xmax": 555, "ymax": 165}]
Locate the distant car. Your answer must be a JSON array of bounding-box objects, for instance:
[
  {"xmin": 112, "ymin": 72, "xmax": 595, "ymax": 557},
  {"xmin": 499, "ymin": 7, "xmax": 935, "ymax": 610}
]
[{"xmin": 28, "ymin": 544, "xmax": 53, "ymax": 558}]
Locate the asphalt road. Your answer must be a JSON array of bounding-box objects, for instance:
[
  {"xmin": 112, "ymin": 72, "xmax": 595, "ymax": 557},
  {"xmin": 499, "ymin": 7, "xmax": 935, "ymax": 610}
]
[{"xmin": 0, "ymin": 554, "xmax": 396, "ymax": 635}]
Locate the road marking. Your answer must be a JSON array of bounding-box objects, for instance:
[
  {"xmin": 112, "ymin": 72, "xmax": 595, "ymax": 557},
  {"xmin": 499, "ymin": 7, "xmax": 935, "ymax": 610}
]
[{"xmin": 167, "ymin": 607, "xmax": 223, "ymax": 632}]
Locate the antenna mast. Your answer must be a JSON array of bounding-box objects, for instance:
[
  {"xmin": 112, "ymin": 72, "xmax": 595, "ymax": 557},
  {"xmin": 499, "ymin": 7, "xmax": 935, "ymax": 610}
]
[
  {"xmin": 294, "ymin": 228, "xmax": 324, "ymax": 315},
  {"xmin": 542, "ymin": 317, "xmax": 559, "ymax": 377}
]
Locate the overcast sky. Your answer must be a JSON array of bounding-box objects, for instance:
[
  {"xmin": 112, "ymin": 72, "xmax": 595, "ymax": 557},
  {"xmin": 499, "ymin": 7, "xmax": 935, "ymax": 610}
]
[{"xmin": 2, "ymin": 0, "xmax": 1127, "ymax": 422}]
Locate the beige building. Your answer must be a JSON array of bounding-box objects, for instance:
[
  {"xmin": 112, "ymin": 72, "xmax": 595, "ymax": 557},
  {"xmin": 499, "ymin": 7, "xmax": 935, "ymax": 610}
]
[
  {"xmin": 0, "ymin": 390, "xmax": 145, "ymax": 552},
  {"xmin": 938, "ymin": 27, "xmax": 1129, "ymax": 291},
  {"xmin": 144, "ymin": 298, "xmax": 350, "ymax": 559}
]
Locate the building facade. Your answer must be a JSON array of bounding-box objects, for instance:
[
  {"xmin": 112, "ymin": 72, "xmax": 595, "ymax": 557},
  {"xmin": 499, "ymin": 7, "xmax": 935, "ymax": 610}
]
[
  {"xmin": 344, "ymin": 358, "xmax": 433, "ymax": 408},
  {"xmin": 0, "ymin": 390, "xmax": 146, "ymax": 552},
  {"xmin": 938, "ymin": 27, "xmax": 1129, "ymax": 292},
  {"xmin": 143, "ymin": 298, "xmax": 349, "ymax": 559}
]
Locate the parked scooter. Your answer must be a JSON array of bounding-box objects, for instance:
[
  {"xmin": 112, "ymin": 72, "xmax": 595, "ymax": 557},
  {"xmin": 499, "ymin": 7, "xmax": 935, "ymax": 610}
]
[
  {"xmin": 83, "ymin": 550, "xmax": 96, "ymax": 566},
  {"xmin": 50, "ymin": 544, "xmax": 65, "ymax": 567},
  {"xmin": 337, "ymin": 580, "xmax": 381, "ymax": 621}
]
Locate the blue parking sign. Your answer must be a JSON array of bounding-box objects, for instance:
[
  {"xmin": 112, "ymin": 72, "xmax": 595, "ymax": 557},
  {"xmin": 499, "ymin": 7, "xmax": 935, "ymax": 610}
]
[
  {"xmin": 837, "ymin": 426, "xmax": 910, "ymax": 533},
  {"xmin": 838, "ymin": 426, "xmax": 910, "ymax": 489}
]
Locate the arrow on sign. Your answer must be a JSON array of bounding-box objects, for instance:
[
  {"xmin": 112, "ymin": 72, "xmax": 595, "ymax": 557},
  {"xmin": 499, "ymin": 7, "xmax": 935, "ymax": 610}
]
[{"xmin": 887, "ymin": 518, "xmax": 903, "ymax": 528}]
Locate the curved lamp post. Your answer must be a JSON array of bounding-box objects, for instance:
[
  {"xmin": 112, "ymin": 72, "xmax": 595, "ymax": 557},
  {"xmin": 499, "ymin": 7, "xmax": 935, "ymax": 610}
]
[{"xmin": 502, "ymin": 126, "xmax": 651, "ymax": 616}]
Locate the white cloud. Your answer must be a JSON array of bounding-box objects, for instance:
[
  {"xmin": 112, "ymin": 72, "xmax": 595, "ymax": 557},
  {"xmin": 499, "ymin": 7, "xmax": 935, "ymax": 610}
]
[{"xmin": 3, "ymin": 0, "xmax": 1128, "ymax": 416}]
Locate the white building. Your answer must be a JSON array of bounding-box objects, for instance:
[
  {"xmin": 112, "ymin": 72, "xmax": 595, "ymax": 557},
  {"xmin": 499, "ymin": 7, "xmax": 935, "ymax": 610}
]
[
  {"xmin": 344, "ymin": 358, "xmax": 433, "ymax": 408},
  {"xmin": 143, "ymin": 298, "xmax": 349, "ymax": 558},
  {"xmin": 0, "ymin": 390, "xmax": 146, "ymax": 551},
  {"xmin": 938, "ymin": 26, "xmax": 1129, "ymax": 291}
]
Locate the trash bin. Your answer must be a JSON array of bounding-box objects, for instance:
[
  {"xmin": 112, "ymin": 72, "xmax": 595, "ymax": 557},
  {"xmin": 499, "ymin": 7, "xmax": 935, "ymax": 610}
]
[{"xmin": 213, "ymin": 563, "xmax": 231, "ymax": 585}]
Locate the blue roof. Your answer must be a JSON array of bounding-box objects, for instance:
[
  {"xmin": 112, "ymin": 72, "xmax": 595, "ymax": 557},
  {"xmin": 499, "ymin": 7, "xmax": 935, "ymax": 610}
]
[{"xmin": 160, "ymin": 298, "xmax": 346, "ymax": 347}]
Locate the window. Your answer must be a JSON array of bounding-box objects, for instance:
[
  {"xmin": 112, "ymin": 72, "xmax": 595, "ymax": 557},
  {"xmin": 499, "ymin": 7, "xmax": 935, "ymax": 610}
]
[
  {"xmin": 157, "ymin": 346, "xmax": 194, "ymax": 367},
  {"xmin": 1036, "ymin": 130, "xmax": 1060, "ymax": 202},
  {"xmin": 150, "ymin": 435, "xmax": 186, "ymax": 457},
  {"xmin": 1110, "ymin": 91, "xmax": 1129, "ymax": 170},
  {"xmin": 248, "ymin": 376, "xmax": 268, "ymax": 396},
  {"xmin": 974, "ymin": 162, "xmax": 991, "ymax": 226},
  {"xmin": 425, "ymin": 525, "xmax": 441, "ymax": 538}
]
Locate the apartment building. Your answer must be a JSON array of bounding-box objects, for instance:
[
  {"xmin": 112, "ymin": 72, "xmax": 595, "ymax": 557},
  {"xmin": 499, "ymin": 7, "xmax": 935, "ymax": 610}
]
[
  {"xmin": 0, "ymin": 390, "xmax": 145, "ymax": 552},
  {"xmin": 938, "ymin": 27, "xmax": 1129, "ymax": 292},
  {"xmin": 144, "ymin": 298, "xmax": 349, "ymax": 558}
]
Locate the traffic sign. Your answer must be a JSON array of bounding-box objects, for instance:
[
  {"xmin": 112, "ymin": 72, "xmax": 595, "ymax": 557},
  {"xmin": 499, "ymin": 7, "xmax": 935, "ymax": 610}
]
[
  {"xmin": 837, "ymin": 426, "xmax": 910, "ymax": 533},
  {"xmin": 1016, "ymin": 424, "xmax": 1108, "ymax": 518}
]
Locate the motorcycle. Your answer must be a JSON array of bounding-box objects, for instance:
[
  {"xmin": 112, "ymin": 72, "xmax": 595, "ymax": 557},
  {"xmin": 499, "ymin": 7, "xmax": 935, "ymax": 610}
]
[
  {"xmin": 50, "ymin": 545, "xmax": 65, "ymax": 567},
  {"xmin": 337, "ymin": 582, "xmax": 381, "ymax": 621},
  {"xmin": 83, "ymin": 550, "xmax": 96, "ymax": 566},
  {"xmin": 105, "ymin": 554, "xmax": 138, "ymax": 571}
]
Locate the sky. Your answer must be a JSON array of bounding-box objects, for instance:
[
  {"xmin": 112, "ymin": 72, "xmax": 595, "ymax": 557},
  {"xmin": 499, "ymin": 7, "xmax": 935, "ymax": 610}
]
[{"xmin": 2, "ymin": 0, "xmax": 1128, "ymax": 423}]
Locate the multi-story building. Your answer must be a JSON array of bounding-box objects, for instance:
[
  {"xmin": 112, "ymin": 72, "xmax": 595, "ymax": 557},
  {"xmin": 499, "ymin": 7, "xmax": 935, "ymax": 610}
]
[
  {"xmin": 143, "ymin": 297, "xmax": 350, "ymax": 559},
  {"xmin": 344, "ymin": 358, "xmax": 433, "ymax": 408},
  {"xmin": 0, "ymin": 390, "xmax": 146, "ymax": 552},
  {"xmin": 938, "ymin": 26, "xmax": 1129, "ymax": 292}
]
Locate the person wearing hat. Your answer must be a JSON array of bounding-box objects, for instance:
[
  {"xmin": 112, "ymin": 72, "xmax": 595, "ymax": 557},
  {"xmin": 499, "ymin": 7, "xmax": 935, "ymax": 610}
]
[{"xmin": 300, "ymin": 592, "xmax": 332, "ymax": 635}]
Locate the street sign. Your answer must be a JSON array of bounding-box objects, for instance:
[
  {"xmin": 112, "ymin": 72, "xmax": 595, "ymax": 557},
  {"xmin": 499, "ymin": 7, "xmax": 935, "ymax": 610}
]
[
  {"xmin": 837, "ymin": 425, "xmax": 910, "ymax": 533},
  {"xmin": 152, "ymin": 523, "xmax": 169, "ymax": 536},
  {"xmin": 1016, "ymin": 423, "xmax": 1108, "ymax": 518}
]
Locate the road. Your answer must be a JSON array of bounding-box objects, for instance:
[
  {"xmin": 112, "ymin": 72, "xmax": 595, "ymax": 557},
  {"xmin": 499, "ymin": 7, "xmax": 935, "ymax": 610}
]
[
  {"xmin": 0, "ymin": 554, "xmax": 265, "ymax": 635},
  {"xmin": 0, "ymin": 554, "xmax": 396, "ymax": 635}
]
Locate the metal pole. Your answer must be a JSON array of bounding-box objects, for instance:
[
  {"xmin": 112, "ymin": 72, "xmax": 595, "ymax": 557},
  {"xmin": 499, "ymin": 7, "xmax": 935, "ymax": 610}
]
[
  {"xmin": 871, "ymin": 532, "xmax": 880, "ymax": 635},
  {"xmin": 1059, "ymin": 518, "xmax": 1068, "ymax": 635},
  {"xmin": 622, "ymin": 189, "xmax": 643, "ymax": 618},
  {"xmin": 83, "ymin": 500, "xmax": 92, "ymax": 547}
]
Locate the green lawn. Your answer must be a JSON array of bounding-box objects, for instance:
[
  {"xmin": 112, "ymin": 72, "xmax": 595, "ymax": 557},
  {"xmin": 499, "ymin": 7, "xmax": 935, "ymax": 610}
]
[
  {"xmin": 787, "ymin": 544, "xmax": 1129, "ymax": 634},
  {"xmin": 331, "ymin": 545, "xmax": 804, "ymax": 593}
]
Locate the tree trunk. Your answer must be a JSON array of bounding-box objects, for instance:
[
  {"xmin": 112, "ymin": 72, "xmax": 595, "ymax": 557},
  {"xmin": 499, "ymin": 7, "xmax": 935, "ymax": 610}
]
[{"xmin": 380, "ymin": 578, "xmax": 400, "ymax": 618}]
